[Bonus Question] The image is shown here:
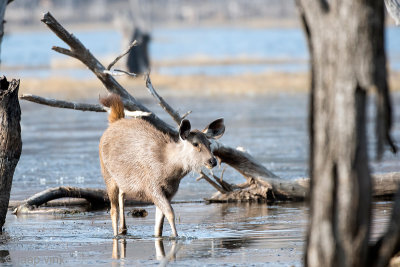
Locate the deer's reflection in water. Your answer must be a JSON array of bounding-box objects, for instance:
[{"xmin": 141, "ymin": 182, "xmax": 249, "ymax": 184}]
[
  {"xmin": 112, "ymin": 238, "xmax": 179, "ymax": 264},
  {"xmin": 155, "ymin": 238, "xmax": 178, "ymax": 262},
  {"xmin": 112, "ymin": 238, "xmax": 126, "ymax": 260}
]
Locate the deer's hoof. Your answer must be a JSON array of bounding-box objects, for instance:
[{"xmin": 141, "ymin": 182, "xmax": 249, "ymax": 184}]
[{"xmin": 119, "ymin": 228, "xmax": 127, "ymax": 235}]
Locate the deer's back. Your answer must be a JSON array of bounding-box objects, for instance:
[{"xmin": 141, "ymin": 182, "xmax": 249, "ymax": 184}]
[{"xmin": 100, "ymin": 118, "xmax": 177, "ymax": 198}]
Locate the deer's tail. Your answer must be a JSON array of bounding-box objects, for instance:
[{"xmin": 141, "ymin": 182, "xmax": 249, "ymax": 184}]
[{"xmin": 100, "ymin": 94, "xmax": 125, "ymax": 123}]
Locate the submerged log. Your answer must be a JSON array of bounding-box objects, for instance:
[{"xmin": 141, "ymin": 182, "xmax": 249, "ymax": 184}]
[
  {"xmin": 0, "ymin": 77, "xmax": 22, "ymax": 232},
  {"xmin": 12, "ymin": 186, "xmax": 108, "ymax": 215},
  {"xmin": 11, "ymin": 186, "xmax": 152, "ymax": 214},
  {"xmin": 11, "ymin": 172, "xmax": 400, "ymax": 214},
  {"xmin": 207, "ymin": 172, "xmax": 400, "ymax": 202}
]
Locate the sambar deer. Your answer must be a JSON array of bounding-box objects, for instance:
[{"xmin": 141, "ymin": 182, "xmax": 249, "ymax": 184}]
[{"xmin": 99, "ymin": 94, "xmax": 225, "ymax": 237}]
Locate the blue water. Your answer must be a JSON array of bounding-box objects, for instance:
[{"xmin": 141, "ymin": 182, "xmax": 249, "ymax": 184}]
[
  {"xmin": 1, "ymin": 27, "xmax": 399, "ymax": 77},
  {"xmin": 151, "ymin": 28, "xmax": 308, "ymax": 60}
]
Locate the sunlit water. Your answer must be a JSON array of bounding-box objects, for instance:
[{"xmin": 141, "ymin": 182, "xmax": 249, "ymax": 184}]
[
  {"xmin": 0, "ymin": 92, "xmax": 398, "ymax": 265},
  {"xmin": 1, "ymin": 26, "xmax": 400, "ymax": 77}
]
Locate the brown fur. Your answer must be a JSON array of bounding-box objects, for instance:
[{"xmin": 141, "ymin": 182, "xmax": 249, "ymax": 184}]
[
  {"xmin": 100, "ymin": 94, "xmax": 125, "ymax": 123},
  {"xmin": 99, "ymin": 94, "xmax": 225, "ymax": 237}
]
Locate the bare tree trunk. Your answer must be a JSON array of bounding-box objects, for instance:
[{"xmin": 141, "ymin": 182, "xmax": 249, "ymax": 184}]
[
  {"xmin": 296, "ymin": 1, "xmax": 397, "ymax": 266},
  {"xmin": 0, "ymin": 77, "xmax": 22, "ymax": 233},
  {"xmin": 0, "ymin": 0, "xmax": 12, "ymax": 65}
]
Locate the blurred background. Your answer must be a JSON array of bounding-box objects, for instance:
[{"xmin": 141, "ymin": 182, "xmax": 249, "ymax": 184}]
[{"xmin": 1, "ymin": 0, "xmax": 398, "ymax": 99}]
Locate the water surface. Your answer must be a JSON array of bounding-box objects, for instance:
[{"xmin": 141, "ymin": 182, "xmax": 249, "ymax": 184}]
[
  {"xmin": 2, "ymin": 92, "xmax": 399, "ymax": 266},
  {"xmin": 2, "ymin": 27, "xmax": 400, "ymax": 77}
]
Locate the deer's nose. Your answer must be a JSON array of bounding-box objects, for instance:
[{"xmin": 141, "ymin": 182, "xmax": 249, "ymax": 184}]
[{"xmin": 208, "ymin": 157, "xmax": 217, "ymax": 168}]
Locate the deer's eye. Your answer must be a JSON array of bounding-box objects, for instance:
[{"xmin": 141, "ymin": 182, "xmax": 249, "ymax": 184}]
[{"xmin": 193, "ymin": 142, "xmax": 199, "ymax": 147}]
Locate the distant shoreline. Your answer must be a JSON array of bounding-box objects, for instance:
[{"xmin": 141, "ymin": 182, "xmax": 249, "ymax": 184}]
[
  {"xmin": 5, "ymin": 16, "xmax": 398, "ymax": 34},
  {"xmin": 16, "ymin": 71, "xmax": 400, "ymax": 101},
  {"xmin": 4, "ymin": 18, "xmax": 304, "ymax": 34}
]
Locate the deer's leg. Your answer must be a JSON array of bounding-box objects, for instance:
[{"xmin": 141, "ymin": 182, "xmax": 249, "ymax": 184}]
[
  {"xmin": 154, "ymin": 206, "xmax": 165, "ymax": 237},
  {"xmin": 100, "ymin": 156, "xmax": 119, "ymax": 237},
  {"xmin": 154, "ymin": 195, "xmax": 178, "ymax": 237},
  {"xmin": 118, "ymin": 190, "xmax": 127, "ymax": 235},
  {"xmin": 108, "ymin": 184, "xmax": 119, "ymax": 237}
]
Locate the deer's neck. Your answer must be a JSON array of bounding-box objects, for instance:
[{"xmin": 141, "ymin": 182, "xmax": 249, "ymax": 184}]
[{"xmin": 165, "ymin": 140, "xmax": 197, "ymax": 174}]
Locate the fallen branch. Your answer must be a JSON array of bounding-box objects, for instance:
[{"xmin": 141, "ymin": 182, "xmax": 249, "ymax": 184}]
[
  {"xmin": 197, "ymin": 170, "xmax": 227, "ymax": 194},
  {"xmin": 10, "ymin": 172, "xmax": 400, "ymax": 215},
  {"xmin": 11, "ymin": 186, "xmax": 151, "ymax": 214},
  {"xmin": 12, "ymin": 186, "xmax": 108, "ymax": 214}
]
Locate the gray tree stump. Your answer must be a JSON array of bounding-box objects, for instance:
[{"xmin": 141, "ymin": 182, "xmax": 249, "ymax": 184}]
[{"xmin": 0, "ymin": 76, "xmax": 22, "ymax": 233}]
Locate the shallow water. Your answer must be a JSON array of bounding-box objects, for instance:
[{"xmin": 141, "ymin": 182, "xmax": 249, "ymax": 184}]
[
  {"xmin": 2, "ymin": 26, "xmax": 400, "ymax": 77},
  {"xmin": 2, "ymin": 202, "xmax": 306, "ymax": 266},
  {"xmin": 0, "ymin": 201, "xmax": 395, "ymax": 266},
  {"xmin": 2, "ymin": 92, "xmax": 400, "ymax": 266}
]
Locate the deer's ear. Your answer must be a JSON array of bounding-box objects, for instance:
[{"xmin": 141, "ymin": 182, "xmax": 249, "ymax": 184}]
[
  {"xmin": 179, "ymin": 119, "xmax": 191, "ymax": 140},
  {"xmin": 203, "ymin": 118, "xmax": 225, "ymax": 139}
]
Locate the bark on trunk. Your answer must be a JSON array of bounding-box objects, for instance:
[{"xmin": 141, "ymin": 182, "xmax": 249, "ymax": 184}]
[
  {"xmin": 296, "ymin": 1, "xmax": 396, "ymax": 267},
  {"xmin": 0, "ymin": 77, "xmax": 22, "ymax": 233},
  {"xmin": 0, "ymin": 0, "xmax": 13, "ymax": 65}
]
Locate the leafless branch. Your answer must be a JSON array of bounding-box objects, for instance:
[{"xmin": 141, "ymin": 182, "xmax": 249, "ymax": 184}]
[
  {"xmin": 107, "ymin": 40, "xmax": 138, "ymax": 70},
  {"xmin": 20, "ymin": 94, "xmax": 151, "ymax": 117},
  {"xmin": 198, "ymin": 171, "xmax": 226, "ymax": 193},
  {"xmin": 385, "ymin": 0, "xmax": 400, "ymax": 25},
  {"xmin": 20, "ymin": 94, "xmax": 107, "ymax": 112},
  {"xmin": 41, "ymin": 12, "xmax": 144, "ymax": 110},
  {"xmin": 41, "ymin": 11, "xmax": 175, "ymax": 135},
  {"xmin": 103, "ymin": 69, "xmax": 136, "ymax": 77},
  {"xmin": 145, "ymin": 73, "xmax": 182, "ymax": 125},
  {"xmin": 181, "ymin": 110, "xmax": 192, "ymax": 120},
  {"xmin": 52, "ymin": 46, "xmax": 77, "ymax": 58},
  {"xmin": 211, "ymin": 166, "xmax": 233, "ymax": 192}
]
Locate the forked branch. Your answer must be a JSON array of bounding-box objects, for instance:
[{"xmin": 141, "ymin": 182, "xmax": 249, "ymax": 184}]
[
  {"xmin": 145, "ymin": 74, "xmax": 190, "ymax": 125},
  {"xmin": 107, "ymin": 40, "xmax": 138, "ymax": 70},
  {"xmin": 41, "ymin": 11, "xmax": 175, "ymax": 135}
]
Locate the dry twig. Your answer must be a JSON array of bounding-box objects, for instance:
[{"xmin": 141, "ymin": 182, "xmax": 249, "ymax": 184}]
[
  {"xmin": 107, "ymin": 40, "xmax": 138, "ymax": 70},
  {"xmin": 145, "ymin": 74, "xmax": 185, "ymax": 125}
]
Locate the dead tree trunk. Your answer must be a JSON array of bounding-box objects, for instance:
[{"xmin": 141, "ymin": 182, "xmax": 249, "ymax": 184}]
[
  {"xmin": 126, "ymin": 28, "xmax": 151, "ymax": 75},
  {"xmin": 0, "ymin": 77, "xmax": 22, "ymax": 233},
  {"xmin": 296, "ymin": 1, "xmax": 398, "ymax": 267},
  {"xmin": 0, "ymin": 0, "xmax": 13, "ymax": 65}
]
